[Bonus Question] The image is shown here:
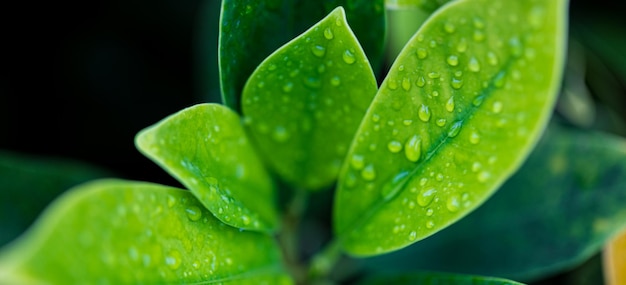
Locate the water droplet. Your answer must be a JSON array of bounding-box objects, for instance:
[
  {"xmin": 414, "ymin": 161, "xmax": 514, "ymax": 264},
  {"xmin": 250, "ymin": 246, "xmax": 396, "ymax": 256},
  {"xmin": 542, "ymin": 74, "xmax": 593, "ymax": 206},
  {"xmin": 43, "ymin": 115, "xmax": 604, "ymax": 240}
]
[
  {"xmin": 446, "ymin": 195, "xmax": 461, "ymax": 212},
  {"xmin": 408, "ymin": 231, "xmax": 417, "ymax": 241},
  {"xmin": 398, "ymin": 65, "xmax": 405, "ymax": 71},
  {"xmin": 342, "ymin": 49, "xmax": 356, "ymax": 64},
  {"xmin": 361, "ymin": 164, "xmax": 376, "ymax": 181},
  {"xmin": 186, "ymin": 205, "xmax": 202, "ymax": 221},
  {"xmin": 478, "ymin": 171, "xmax": 491, "ymax": 182},
  {"xmin": 311, "ymin": 45, "xmax": 326, "ymax": 57},
  {"xmin": 304, "ymin": 77, "xmax": 321, "ymax": 89},
  {"xmin": 417, "ymin": 188, "xmax": 436, "ymax": 207},
  {"xmin": 472, "ymin": 162, "xmax": 482, "ymax": 172},
  {"xmin": 381, "ymin": 171, "xmax": 410, "ymax": 201},
  {"xmin": 350, "ymin": 154, "xmax": 364, "ymax": 170},
  {"xmin": 324, "ymin": 27, "xmax": 334, "ymax": 39},
  {"xmin": 418, "ymin": 104, "xmax": 431, "ymax": 122},
  {"xmin": 528, "ymin": 6, "xmax": 545, "ymax": 29},
  {"xmin": 403, "ymin": 119, "xmax": 413, "ymax": 126},
  {"xmin": 448, "ymin": 121, "xmax": 463, "ymax": 138},
  {"xmin": 456, "ymin": 38, "xmax": 468, "ymax": 53},
  {"xmin": 416, "ymin": 48, "xmax": 428, "ymax": 59},
  {"xmin": 436, "ymin": 118, "xmax": 447, "ymax": 127},
  {"xmin": 401, "ymin": 77, "xmax": 411, "ymax": 91},
  {"xmin": 317, "ymin": 64, "xmax": 326, "ymax": 73},
  {"xmin": 416, "ymin": 76, "xmax": 426, "ymax": 87},
  {"xmin": 472, "ymin": 95, "xmax": 485, "ymax": 107},
  {"xmin": 451, "ymin": 77, "xmax": 463, "ymax": 89},
  {"xmin": 165, "ymin": 250, "xmax": 182, "ymax": 270},
  {"xmin": 444, "ymin": 22, "xmax": 455, "ymax": 33},
  {"xmin": 432, "ymin": 91, "xmax": 439, "ymax": 97},
  {"xmin": 469, "ymin": 131, "xmax": 480, "ymax": 144},
  {"xmin": 447, "ymin": 55, "xmax": 459, "ymax": 66},
  {"xmin": 344, "ymin": 172, "xmax": 357, "ymax": 188},
  {"xmin": 268, "ymin": 64, "xmax": 277, "ymax": 71},
  {"xmin": 492, "ymin": 101, "xmax": 503, "ymax": 113},
  {"xmin": 468, "ymin": 57, "xmax": 481, "ymax": 72},
  {"xmin": 429, "ymin": 40, "xmax": 437, "ymax": 48},
  {"xmin": 509, "ymin": 37, "xmax": 523, "ymax": 57},
  {"xmin": 493, "ymin": 71, "xmax": 506, "ymax": 88},
  {"xmin": 330, "ymin": 75, "xmax": 341, "ymax": 86},
  {"xmin": 282, "ymin": 82, "xmax": 293, "ymax": 92},
  {"xmin": 289, "ymin": 69, "xmax": 299, "ymax": 77},
  {"xmin": 446, "ymin": 97, "xmax": 455, "ymax": 112},
  {"xmin": 385, "ymin": 76, "xmax": 400, "ymax": 91},
  {"xmin": 272, "ymin": 126, "xmax": 289, "ymax": 142},
  {"xmin": 426, "ymin": 208, "xmax": 434, "ymax": 216},
  {"xmin": 427, "ymin": 72, "xmax": 440, "ymax": 79},
  {"xmin": 387, "ymin": 140, "xmax": 403, "ymax": 153},
  {"xmin": 426, "ymin": 220, "xmax": 435, "ymax": 229},
  {"xmin": 473, "ymin": 30, "xmax": 485, "ymax": 42},
  {"xmin": 436, "ymin": 173, "xmax": 444, "ymax": 181},
  {"xmin": 167, "ymin": 195, "xmax": 176, "ymax": 208},
  {"xmin": 487, "ymin": 51, "xmax": 498, "ymax": 66},
  {"xmin": 404, "ymin": 135, "xmax": 422, "ymax": 162}
]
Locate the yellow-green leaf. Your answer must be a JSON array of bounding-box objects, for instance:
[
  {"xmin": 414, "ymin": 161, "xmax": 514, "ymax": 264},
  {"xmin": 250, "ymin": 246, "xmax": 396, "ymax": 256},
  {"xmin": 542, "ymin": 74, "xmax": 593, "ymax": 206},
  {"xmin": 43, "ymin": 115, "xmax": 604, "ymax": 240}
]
[
  {"xmin": 135, "ymin": 103, "xmax": 278, "ymax": 232},
  {"xmin": 242, "ymin": 7, "xmax": 378, "ymax": 190},
  {"xmin": 334, "ymin": 0, "xmax": 568, "ymax": 256},
  {"xmin": 0, "ymin": 179, "xmax": 292, "ymax": 284}
]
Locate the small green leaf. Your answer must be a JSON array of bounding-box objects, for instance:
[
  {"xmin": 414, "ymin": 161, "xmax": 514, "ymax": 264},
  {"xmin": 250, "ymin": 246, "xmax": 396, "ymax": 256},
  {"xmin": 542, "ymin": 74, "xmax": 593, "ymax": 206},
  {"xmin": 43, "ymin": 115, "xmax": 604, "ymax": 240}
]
[
  {"xmin": 358, "ymin": 123, "xmax": 626, "ymax": 282},
  {"xmin": 135, "ymin": 103, "xmax": 278, "ymax": 232},
  {"xmin": 219, "ymin": 0, "xmax": 385, "ymax": 111},
  {"xmin": 0, "ymin": 150, "xmax": 112, "ymax": 246},
  {"xmin": 0, "ymin": 179, "xmax": 292, "ymax": 284},
  {"xmin": 242, "ymin": 7, "xmax": 378, "ymax": 190},
  {"xmin": 360, "ymin": 271, "xmax": 525, "ymax": 285},
  {"xmin": 386, "ymin": 0, "xmax": 451, "ymax": 12},
  {"xmin": 334, "ymin": 0, "xmax": 568, "ymax": 256}
]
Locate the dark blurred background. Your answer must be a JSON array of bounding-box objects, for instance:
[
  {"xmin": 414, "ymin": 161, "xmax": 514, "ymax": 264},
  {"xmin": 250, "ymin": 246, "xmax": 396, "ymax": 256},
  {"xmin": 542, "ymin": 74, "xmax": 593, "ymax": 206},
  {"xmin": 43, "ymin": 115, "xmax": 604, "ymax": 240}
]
[{"xmin": 1, "ymin": 0, "xmax": 624, "ymax": 187}]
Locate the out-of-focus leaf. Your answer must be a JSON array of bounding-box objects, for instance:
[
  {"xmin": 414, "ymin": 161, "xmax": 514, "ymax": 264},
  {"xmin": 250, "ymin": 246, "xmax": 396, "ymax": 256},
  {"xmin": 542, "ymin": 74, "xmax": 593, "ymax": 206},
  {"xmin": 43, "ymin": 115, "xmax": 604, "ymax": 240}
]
[
  {"xmin": 604, "ymin": 228, "xmax": 626, "ymax": 285},
  {"xmin": 358, "ymin": 123, "xmax": 626, "ymax": 282},
  {"xmin": 135, "ymin": 103, "xmax": 279, "ymax": 232},
  {"xmin": 334, "ymin": 0, "xmax": 568, "ymax": 256},
  {"xmin": 242, "ymin": 7, "xmax": 377, "ymax": 191},
  {"xmin": 0, "ymin": 150, "xmax": 112, "ymax": 246},
  {"xmin": 218, "ymin": 0, "xmax": 385, "ymax": 111},
  {"xmin": 0, "ymin": 179, "xmax": 292, "ymax": 284},
  {"xmin": 359, "ymin": 271, "xmax": 524, "ymax": 285}
]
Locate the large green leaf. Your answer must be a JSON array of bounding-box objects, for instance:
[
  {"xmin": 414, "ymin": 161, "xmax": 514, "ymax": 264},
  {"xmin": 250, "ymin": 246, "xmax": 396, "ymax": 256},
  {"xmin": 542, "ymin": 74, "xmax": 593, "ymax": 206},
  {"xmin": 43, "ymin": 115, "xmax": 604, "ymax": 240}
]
[
  {"xmin": 135, "ymin": 103, "xmax": 279, "ymax": 232},
  {"xmin": 242, "ymin": 7, "xmax": 378, "ymax": 190},
  {"xmin": 219, "ymin": 0, "xmax": 385, "ymax": 111},
  {"xmin": 0, "ymin": 179, "xmax": 292, "ymax": 284},
  {"xmin": 358, "ymin": 123, "xmax": 626, "ymax": 282},
  {"xmin": 0, "ymin": 150, "xmax": 113, "ymax": 246},
  {"xmin": 359, "ymin": 272, "xmax": 524, "ymax": 285},
  {"xmin": 334, "ymin": 0, "xmax": 568, "ymax": 256}
]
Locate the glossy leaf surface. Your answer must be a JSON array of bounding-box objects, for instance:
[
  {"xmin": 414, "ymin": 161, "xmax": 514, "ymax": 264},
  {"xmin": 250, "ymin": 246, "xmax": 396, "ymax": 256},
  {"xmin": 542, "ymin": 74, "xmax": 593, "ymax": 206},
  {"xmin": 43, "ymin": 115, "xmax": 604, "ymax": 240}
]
[
  {"xmin": 0, "ymin": 151, "xmax": 112, "ymax": 246},
  {"xmin": 242, "ymin": 7, "xmax": 378, "ymax": 190},
  {"xmin": 0, "ymin": 179, "xmax": 291, "ymax": 284},
  {"xmin": 136, "ymin": 103, "xmax": 278, "ymax": 232},
  {"xmin": 604, "ymin": 228, "xmax": 626, "ymax": 285},
  {"xmin": 219, "ymin": 0, "xmax": 385, "ymax": 111},
  {"xmin": 360, "ymin": 272, "xmax": 524, "ymax": 285},
  {"xmin": 359, "ymin": 123, "xmax": 626, "ymax": 281},
  {"xmin": 334, "ymin": 0, "xmax": 568, "ymax": 255},
  {"xmin": 386, "ymin": 0, "xmax": 451, "ymax": 12}
]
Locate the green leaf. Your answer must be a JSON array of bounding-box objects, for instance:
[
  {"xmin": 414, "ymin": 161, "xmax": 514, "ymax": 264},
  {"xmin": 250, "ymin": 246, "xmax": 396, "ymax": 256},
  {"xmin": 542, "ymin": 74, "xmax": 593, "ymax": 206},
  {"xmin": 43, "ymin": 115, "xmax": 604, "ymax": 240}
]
[
  {"xmin": 135, "ymin": 103, "xmax": 279, "ymax": 232},
  {"xmin": 385, "ymin": 0, "xmax": 451, "ymax": 12},
  {"xmin": 219, "ymin": 0, "xmax": 385, "ymax": 111},
  {"xmin": 334, "ymin": 0, "xmax": 568, "ymax": 256},
  {"xmin": 360, "ymin": 271, "xmax": 525, "ymax": 285},
  {"xmin": 358, "ymin": 123, "xmax": 626, "ymax": 282},
  {"xmin": 0, "ymin": 179, "xmax": 292, "ymax": 284},
  {"xmin": 242, "ymin": 7, "xmax": 378, "ymax": 190},
  {"xmin": 0, "ymin": 150, "xmax": 112, "ymax": 246}
]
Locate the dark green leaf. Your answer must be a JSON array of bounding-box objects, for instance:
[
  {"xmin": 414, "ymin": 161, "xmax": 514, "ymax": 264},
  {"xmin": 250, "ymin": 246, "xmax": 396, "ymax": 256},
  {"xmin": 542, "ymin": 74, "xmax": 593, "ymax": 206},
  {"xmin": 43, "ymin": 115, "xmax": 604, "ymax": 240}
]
[
  {"xmin": 360, "ymin": 271, "xmax": 524, "ymax": 285},
  {"xmin": 135, "ymin": 103, "xmax": 279, "ymax": 232},
  {"xmin": 219, "ymin": 0, "xmax": 385, "ymax": 111},
  {"xmin": 334, "ymin": 0, "xmax": 568, "ymax": 256},
  {"xmin": 358, "ymin": 123, "xmax": 626, "ymax": 282},
  {"xmin": 0, "ymin": 179, "xmax": 292, "ymax": 284},
  {"xmin": 0, "ymin": 150, "xmax": 112, "ymax": 246},
  {"xmin": 242, "ymin": 7, "xmax": 378, "ymax": 190}
]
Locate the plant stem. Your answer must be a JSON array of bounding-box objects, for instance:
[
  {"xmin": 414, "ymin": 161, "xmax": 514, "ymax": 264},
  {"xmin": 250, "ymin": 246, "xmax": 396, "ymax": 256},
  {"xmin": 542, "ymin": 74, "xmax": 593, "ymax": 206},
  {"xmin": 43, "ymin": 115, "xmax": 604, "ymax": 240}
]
[
  {"xmin": 277, "ymin": 187, "xmax": 309, "ymax": 284},
  {"xmin": 308, "ymin": 237, "xmax": 343, "ymax": 283}
]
